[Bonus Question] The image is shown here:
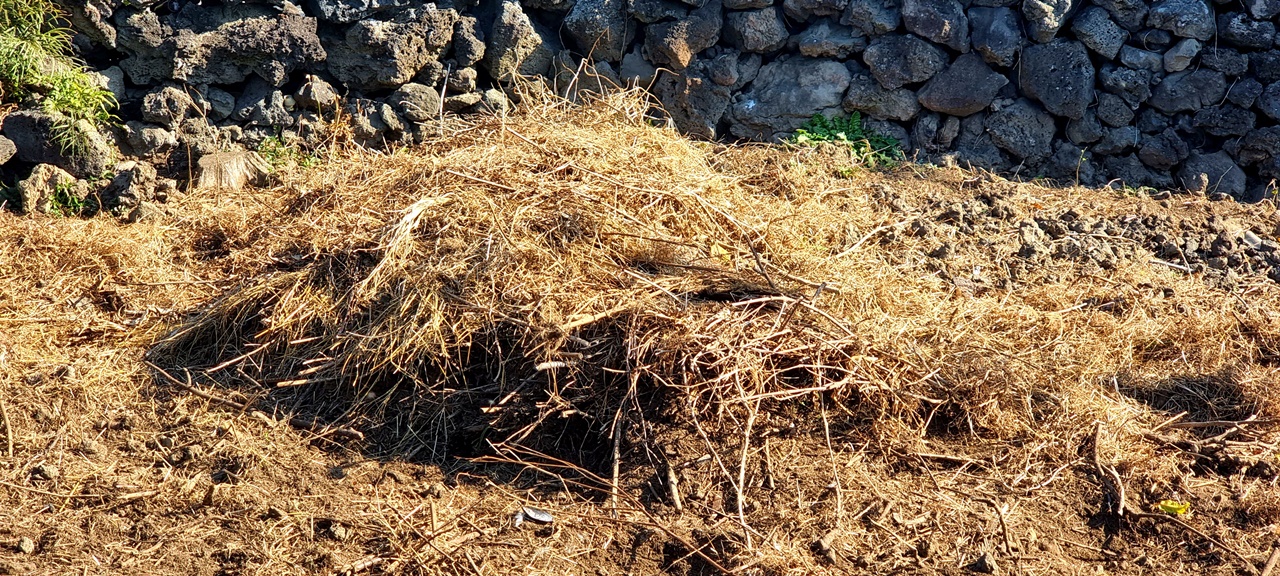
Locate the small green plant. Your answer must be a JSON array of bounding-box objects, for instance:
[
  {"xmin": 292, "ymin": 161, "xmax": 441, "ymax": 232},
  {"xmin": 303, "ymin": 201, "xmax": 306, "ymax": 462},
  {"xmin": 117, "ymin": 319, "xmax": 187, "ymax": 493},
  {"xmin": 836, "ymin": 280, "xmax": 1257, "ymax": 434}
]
[
  {"xmin": 49, "ymin": 180, "xmax": 85, "ymax": 216},
  {"xmin": 257, "ymin": 136, "xmax": 320, "ymax": 170},
  {"xmin": 789, "ymin": 113, "xmax": 903, "ymax": 169},
  {"xmin": 0, "ymin": 0, "xmax": 116, "ymax": 155}
]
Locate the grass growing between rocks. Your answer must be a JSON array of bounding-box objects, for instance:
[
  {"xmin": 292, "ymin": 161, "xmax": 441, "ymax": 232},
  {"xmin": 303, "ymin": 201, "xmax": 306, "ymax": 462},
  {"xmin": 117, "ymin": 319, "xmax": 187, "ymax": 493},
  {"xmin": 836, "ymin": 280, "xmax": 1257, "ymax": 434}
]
[
  {"xmin": 2, "ymin": 89, "xmax": 1280, "ymax": 575},
  {"xmin": 789, "ymin": 112, "xmax": 903, "ymax": 170},
  {"xmin": 0, "ymin": 0, "xmax": 115, "ymax": 154}
]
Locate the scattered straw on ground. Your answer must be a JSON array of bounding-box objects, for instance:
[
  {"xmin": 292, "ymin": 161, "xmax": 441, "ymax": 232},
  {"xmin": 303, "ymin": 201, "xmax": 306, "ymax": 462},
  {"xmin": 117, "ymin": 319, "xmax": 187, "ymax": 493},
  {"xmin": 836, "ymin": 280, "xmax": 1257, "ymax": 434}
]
[{"xmin": 1, "ymin": 90, "xmax": 1279, "ymax": 575}]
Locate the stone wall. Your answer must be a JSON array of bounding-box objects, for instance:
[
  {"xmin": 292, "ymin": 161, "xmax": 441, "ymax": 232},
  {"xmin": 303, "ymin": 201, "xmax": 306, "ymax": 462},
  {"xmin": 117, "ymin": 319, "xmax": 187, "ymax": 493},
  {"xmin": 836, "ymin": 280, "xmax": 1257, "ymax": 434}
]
[{"xmin": 5, "ymin": 0, "xmax": 1280, "ymax": 205}]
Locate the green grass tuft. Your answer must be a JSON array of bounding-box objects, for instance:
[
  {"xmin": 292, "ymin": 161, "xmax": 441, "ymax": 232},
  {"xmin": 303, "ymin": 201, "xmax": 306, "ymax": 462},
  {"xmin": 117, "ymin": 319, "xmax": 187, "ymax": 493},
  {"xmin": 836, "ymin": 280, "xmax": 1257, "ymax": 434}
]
[
  {"xmin": 0, "ymin": 0, "xmax": 116, "ymax": 156},
  {"xmin": 257, "ymin": 136, "xmax": 321, "ymax": 170},
  {"xmin": 789, "ymin": 113, "xmax": 903, "ymax": 170},
  {"xmin": 48, "ymin": 179, "xmax": 85, "ymax": 216}
]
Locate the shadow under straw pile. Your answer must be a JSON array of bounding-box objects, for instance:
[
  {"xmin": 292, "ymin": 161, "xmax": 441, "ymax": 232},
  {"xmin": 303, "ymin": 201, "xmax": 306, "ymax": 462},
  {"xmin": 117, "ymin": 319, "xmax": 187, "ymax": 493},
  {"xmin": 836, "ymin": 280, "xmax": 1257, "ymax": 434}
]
[{"xmin": 146, "ymin": 90, "xmax": 914, "ymax": 470}]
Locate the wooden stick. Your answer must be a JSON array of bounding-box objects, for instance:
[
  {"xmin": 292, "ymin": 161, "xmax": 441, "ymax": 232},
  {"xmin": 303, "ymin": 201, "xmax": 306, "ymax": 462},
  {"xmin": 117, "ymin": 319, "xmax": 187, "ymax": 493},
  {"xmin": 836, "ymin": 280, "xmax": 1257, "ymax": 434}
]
[
  {"xmin": 1260, "ymin": 545, "xmax": 1280, "ymax": 576},
  {"xmin": 1165, "ymin": 419, "xmax": 1279, "ymax": 429},
  {"xmin": 0, "ymin": 397, "xmax": 12, "ymax": 457}
]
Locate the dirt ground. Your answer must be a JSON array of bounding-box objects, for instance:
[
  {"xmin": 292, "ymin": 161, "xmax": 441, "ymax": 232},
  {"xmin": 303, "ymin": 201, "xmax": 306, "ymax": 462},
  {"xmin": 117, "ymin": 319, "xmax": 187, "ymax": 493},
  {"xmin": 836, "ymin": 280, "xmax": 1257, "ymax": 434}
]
[{"xmin": 3, "ymin": 96, "xmax": 1280, "ymax": 576}]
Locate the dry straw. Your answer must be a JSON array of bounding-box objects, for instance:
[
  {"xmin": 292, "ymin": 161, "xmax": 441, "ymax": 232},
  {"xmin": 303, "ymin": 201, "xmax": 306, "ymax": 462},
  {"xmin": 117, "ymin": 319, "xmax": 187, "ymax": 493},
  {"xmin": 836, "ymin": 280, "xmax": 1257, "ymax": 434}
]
[{"xmin": 5, "ymin": 87, "xmax": 1280, "ymax": 574}]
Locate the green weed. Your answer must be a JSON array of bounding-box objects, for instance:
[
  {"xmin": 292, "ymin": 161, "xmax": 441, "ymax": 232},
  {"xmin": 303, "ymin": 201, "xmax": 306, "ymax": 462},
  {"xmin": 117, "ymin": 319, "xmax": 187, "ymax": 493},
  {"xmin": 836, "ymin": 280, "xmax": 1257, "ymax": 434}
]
[
  {"xmin": 0, "ymin": 0, "xmax": 116, "ymax": 155},
  {"xmin": 48, "ymin": 180, "xmax": 86, "ymax": 216},
  {"xmin": 257, "ymin": 136, "xmax": 320, "ymax": 170},
  {"xmin": 789, "ymin": 113, "xmax": 903, "ymax": 169}
]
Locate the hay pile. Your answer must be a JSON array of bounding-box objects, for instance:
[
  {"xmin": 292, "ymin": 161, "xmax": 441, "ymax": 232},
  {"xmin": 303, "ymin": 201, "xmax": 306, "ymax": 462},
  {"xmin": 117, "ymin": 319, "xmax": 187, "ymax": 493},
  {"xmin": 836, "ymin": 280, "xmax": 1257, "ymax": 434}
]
[{"xmin": 124, "ymin": 90, "xmax": 1280, "ymax": 572}]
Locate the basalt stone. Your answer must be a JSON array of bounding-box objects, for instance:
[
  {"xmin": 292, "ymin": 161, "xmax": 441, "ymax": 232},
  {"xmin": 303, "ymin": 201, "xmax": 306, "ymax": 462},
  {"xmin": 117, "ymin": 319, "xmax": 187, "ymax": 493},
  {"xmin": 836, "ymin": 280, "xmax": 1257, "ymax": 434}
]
[
  {"xmin": 631, "ymin": 0, "xmax": 692, "ymax": 21},
  {"xmin": 1244, "ymin": 0, "xmax": 1280, "ymax": 21},
  {"xmin": 863, "ymin": 34, "xmax": 947, "ymax": 89},
  {"xmin": 783, "ymin": 0, "xmax": 848, "ymax": 21},
  {"xmin": 1201, "ymin": 47, "xmax": 1248, "ymax": 76},
  {"xmin": 1227, "ymin": 77, "xmax": 1264, "ymax": 107},
  {"xmin": 620, "ymin": 47, "xmax": 659, "ymax": 84},
  {"xmin": 724, "ymin": 7, "xmax": 790, "ymax": 52},
  {"xmin": 1251, "ymin": 51, "xmax": 1280, "ymax": 84},
  {"xmin": 56, "ymin": 0, "xmax": 118, "ymax": 48},
  {"xmin": 1066, "ymin": 110, "xmax": 1105, "ymax": 144},
  {"xmin": 295, "ymin": 74, "xmax": 340, "ymax": 111},
  {"xmin": 304, "ymin": 0, "xmax": 412, "ymax": 23},
  {"xmin": 969, "ymin": 7, "xmax": 1023, "ymax": 67},
  {"xmin": 1193, "ymin": 105, "xmax": 1256, "ymax": 137},
  {"xmin": 840, "ymin": 0, "xmax": 901, "ymax": 36},
  {"xmin": 116, "ymin": 5, "xmax": 325, "ymax": 87},
  {"xmin": 1092, "ymin": 125, "xmax": 1141, "ymax": 154},
  {"xmin": 1095, "ymin": 93, "xmax": 1134, "ymax": 127},
  {"xmin": 866, "ymin": 118, "xmax": 911, "ymax": 149},
  {"xmin": 654, "ymin": 62, "xmax": 733, "ymax": 138},
  {"xmin": 93, "ymin": 66, "xmax": 127, "ymax": 103},
  {"xmin": 912, "ymin": 112, "xmax": 961, "ymax": 152},
  {"xmin": 232, "ymin": 77, "xmax": 293, "ymax": 128},
  {"xmin": 843, "ymin": 71, "xmax": 921, "ymax": 120},
  {"xmin": 1163, "ymin": 38, "xmax": 1200, "ymax": 72},
  {"xmin": 142, "ymin": 85, "xmax": 199, "ymax": 129},
  {"xmin": 327, "ymin": 8, "xmax": 457, "ymax": 91},
  {"xmin": 1023, "ymin": 0, "xmax": 1074, "ymax": 43},
  {"xmin": 916, "ymin": 53, "xmax": 1007, "ymax": 116},
  {"xmin": 0, "ymin": 135, "xmax": 14, "ymax": 166},
  {"xmin": 100, "ymin": 161, "xmax": 157, "ymax": 210},
  {"xmin": 564, "ymin": 0, "xmax": 632, "ymax": 62},
  {"xmin": 1072, "ymin": 7, "xmax": 1126, "ymax": 59},
  {"xmin": 485, "ymin": 0, "xmax": 560, "ymax": 80},
  {"xmin": 1148, "ymin": 69, "xmax": 1226, "ymax": 113},
  {"xmin": 1146, "ymin": 0, "xmax": 1214, "ymax": 41},
  {"xmin": 386, "ymin": 83, "xmax": 441, "ymax": 123},
  {"xmin": 727, "ymin": 56, "xmax": 851, "ymax": 140},
  {"xmin": 1104, "ymin": 153, "xmax": 1172, "ymax": 188},
  {"xmin": 1044, "ymin": 141, "xmax": 1100, "ymax": 185},
  {"xmin": 453, "ymin": 16, "xmax": 486, "ymax": 67},
  {"xmin": 1217, "ymin": 12, "xmax": 1274, "ymax": 49},
  {"xmin": 1238, "ymin": 126, "xmax": 1280, "ymax": 177},
  {"xmin": 1019, "ymin": 40, "xmax": 1094, "ymax": 119},
  {"xmin": 1119, "ymin": 45, "xmax": 1163, "ymax": 72},
  {"xmin": 1137, "ymin": 128, "xmax": 1189, "ymax": 170},
  {"xmin": 1256, "ymin": 82, "xmax": 1280, "ymax": 121},
  {"xmin": 952, "ymin": 112, "xmax": 1011, "ymax": 169},
  {"xmin": 1, "ymin": 111, "xmax": 114, "ymax": 178},
  {"xmin": 17, "ymin": 164, "xmax": 79, "ymax": 214},
  {"xmin": 1097, "ymin": 65, "xmax": 1151, "ymax": 108},
  {"xmin": 346, "ymin": 98, "xmax": 406, "ymax": 145},
  {"xmin": 1131, "ymin": 28, "xmax": 1173, "ymax": 49},
  {"xmin": 446, "ymin": 67, "xmax": 478, "ymax": 93},
  {"xmin": 705, "ymin": 49, "xmax": 762, "ymax": 88},
  {"xmin": 1094, "ymin": 0, "xmax": 1147, "ymax": 30},
  {"xmin": 1136, "ymin": 108, "xmax": 1172, "ymax": 133},
  {"xmin": 523, "ymin": 0, "xmax": 577, "ymax": 10},
  {"xmin": 1179, "ymin": 151, "xmax": 1245, "ymax": 196},
  {"xmin": 645, "ymin": 0, "xmax": 723, "ymax": 69},
  {"xmin": 985, "ymin": 98, "xmax": 1055, "ymax": 161},
  {"xmin": 902, "ymin": 0, "xmax": 968, "ymax": 51},
  {"xmin": 797, "ymin": 19, "xmax": 868, "ymax": 58}
]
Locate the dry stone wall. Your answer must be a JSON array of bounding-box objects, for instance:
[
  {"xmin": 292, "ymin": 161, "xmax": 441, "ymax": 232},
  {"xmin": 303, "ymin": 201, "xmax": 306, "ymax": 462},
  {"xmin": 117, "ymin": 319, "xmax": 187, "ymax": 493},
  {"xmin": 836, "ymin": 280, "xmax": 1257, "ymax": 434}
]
[{"xmin": 7, "ymin": 0, "xmax": 1280, "ymax": 202}]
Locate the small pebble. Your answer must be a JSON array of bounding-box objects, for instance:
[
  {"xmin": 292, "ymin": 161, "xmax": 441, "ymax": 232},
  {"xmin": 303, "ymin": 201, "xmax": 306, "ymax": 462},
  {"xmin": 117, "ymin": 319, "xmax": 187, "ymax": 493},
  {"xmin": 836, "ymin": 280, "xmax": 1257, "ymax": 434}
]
[
  {"xmin": 971, "ymin": 552, "xmax": 998, "ymax": 574},
  {"xmin": 30, "ymin": 464, "xmax": 59, "ymax": 482},
  {"xmin": 15, "ymin": 537, "xmax": 35, "ymax": 555}
]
